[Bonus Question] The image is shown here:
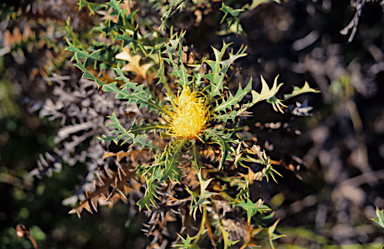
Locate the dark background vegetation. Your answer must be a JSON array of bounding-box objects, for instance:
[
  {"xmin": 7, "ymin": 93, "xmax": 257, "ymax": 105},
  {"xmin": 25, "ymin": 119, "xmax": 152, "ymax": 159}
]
[{"xmin": 1, "ymin": 0, "xmax": 384, "ymax": 248}]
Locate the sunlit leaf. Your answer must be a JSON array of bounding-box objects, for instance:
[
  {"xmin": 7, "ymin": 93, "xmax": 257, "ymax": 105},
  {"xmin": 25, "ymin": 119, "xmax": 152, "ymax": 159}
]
[
  {"xmin": 192, "ymin": 171, "xmax": 216, "ymax": 209},
  {"xmin": 284, "ymin": 81, "xmax": 320, "ymax": 100},
  {"xmin": 372, "ymin": 207, "xmax": 384, "ymax": 228},
  {"xmin": 213, "ymin": 80, "xmax": 252, "ymax": 113},
  {"xmin": 235, "ymin": 199, "xmax": 271, "ymax": 223},
  {"xmin": 268, "ymin": 219, "xmax": 285, "ymax": 249},
  {"xmin": 175, "ymin": 234, "xmax": 201, "ymax": 249}
]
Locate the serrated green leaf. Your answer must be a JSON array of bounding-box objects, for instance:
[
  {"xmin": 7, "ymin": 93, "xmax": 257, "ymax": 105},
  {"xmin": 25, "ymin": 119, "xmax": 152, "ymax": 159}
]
[
  {"xmin": 372, "ymin": 207, "xmax": 384, "ymax": 228},
  {"xmin": 98, "ymin": 135, "xmax": 118, "ymax": 143},
  {"xmin": 78, "ymin": 0, "xmax": 105, "ymax": 14},
  {"xmin": 219, "ymin": 2, "xmax": 247, "ymax": 35},
  {"xmin": 264, "ymin": 164, "xmax": 282, "ymax": 183},
  {"xmin": 129, "ymin": 119, "xmax": 168, "ymax": 136},
  {"xmin": 191, "ymin": 141, "xmax": 203, "ymax": 172},
  {"xmin": 220, "ymin": 2, "xmax": 245, "ymax": 19},
  {"xmin": 175, "ymin": 234, "xmax": 201, "ymax": 249},
  {"xmin": 268, "ymin": 219, "xmax": 285, "ymax": 249},
  {"xmin": 172, "ymin": 62, "xmax": 191, "ymax": 88},
  {"xmin": 267, "ymin": 96, "xmax": 287, "ymax": 114},
  {"xmin": 213, "ymin": 43, "xmax": 232, "ymax": 66},
  {"xmin": 132, "ymin": 135, "xmax": 163, "ymax": 152},
  {"xmin": 204, "ymin": 129, "xmax": 232, "ymax": 169},
  {"xmin": 159, "ymin": 0, "xmax": 186, "ymax": 30},
  {"xmin": 65, "ymin": 19, "xmax": 85, "ymax": 49},
  {"xmin": 192, "ymin": 170, "xmax": 216, "ymax": 208},
  {"xmin": 113, "ymin": 67, "xmax": 137, "ymax": 88},
  {"xmin": 205, "ymin": 44, "xmax": 247, "ymax": 102},
  {"xmin": 163, "ymin": 37, "xmax": 180, "ymax": 55},
  {"xmin": 70, "ymin": 54, "xmax": 106, "ymax": 87},
  {"xmin": 114, "ymin": 32, "xmax": 134, "ymax": 47},
  {"xmin": 262, "ymin": 211, "xmax": 275, "ymax": 220},
  {"xmin": 218, "ymin": 45, "xmax": 247, "ymax": 69},
  {"xmin": 185, "ymin": 186, "xmax": 199, "ymax": 219},
  {"xmin": 102, "ymin": 78, "xmax": 170, "ymax": 115},
  {"xmin": 66, "ymin": 40, "xmax": 91, "ymax": 60},
  {"xmin": 211, "ymin": 111, "xmax": 239, "ymax": 122},
  {"xmin": 103, "ymin": 112, "xmax": 134, "ymax": 144},
  {"xmin": 106, "ymin": 0, "xmax": 122, "ymax": 11},
  {"xmin": 213, "ymin": 79, "xmax": 252, "ymax": 113},
  {"xmin": 252, "ymin": 75, "xmax": 284, "ymax": 104},
  {"xmin": 204, "ymin": 72, "xmax": 225, "ymax": 100},
  {"xmin": 137, "ymin": 180, "xmax": 159, "ymax": 211},
  {"xmin": 160, "ymin": 137, "xmax": 187, "ymax": 182},
  {"xmin": 155, "ymin": 60, "xmax": 173, "ymax": 96},
  {"xmin": 238, "ymin": 75, "xmax": 285, "ymax": 115},
  {"xmin": 235, "ymin": 199, "xmax": 271, "ymax": 223},
  {"xmin": 284, "ymin": 81, "xmax": 320, "ymax": 100}
]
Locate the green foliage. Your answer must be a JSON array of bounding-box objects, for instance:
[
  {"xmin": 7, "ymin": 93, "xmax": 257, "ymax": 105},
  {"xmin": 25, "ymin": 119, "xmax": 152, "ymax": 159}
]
[
  {"xmin": 218, "ymin": 0, "xmax": 282, "ymax": 35},
  {"xmin": 176, "ymin": 233, "xmax": 201, "ymax": 249},
  {"xmin": 5, "ymin": 0, "xmax": 384, "ymax": 248},
  {"xmin": 284, "ymin": 81, "xmax": 320, "ymax": 100},
  {"xmin": 100, "ymin": 112, "xmax": 134, "ymax": 145},
  {"xmin": 235, "ymin": 199, "xmax": 271, "ymax": 223},
  {"xmin": 56, "ymin": 0, "xmax": 320, "ymax": 248},
  {"xmin": 372, "ymin": 207, "xmax": 384, "ymax": 228},
  {"xmin": 268, "ymin": 220, "xmax": 285, "ymax": 249},
  {"xmin": 137, "ymin": 180, "xmax": 160, "ymax": 211}
]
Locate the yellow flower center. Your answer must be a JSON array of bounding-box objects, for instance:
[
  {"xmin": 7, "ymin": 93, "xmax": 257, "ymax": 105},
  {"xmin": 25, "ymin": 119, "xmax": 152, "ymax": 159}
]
[{"xmin": 169, "ymin": 88, "xmax": 209, "ymax": 139}]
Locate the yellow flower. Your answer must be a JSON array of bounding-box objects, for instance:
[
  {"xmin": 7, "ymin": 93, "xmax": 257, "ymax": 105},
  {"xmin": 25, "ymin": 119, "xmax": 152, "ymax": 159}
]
[{"xmin": 168, "ymin": 87, "xmax": 209, "ymax": 139}]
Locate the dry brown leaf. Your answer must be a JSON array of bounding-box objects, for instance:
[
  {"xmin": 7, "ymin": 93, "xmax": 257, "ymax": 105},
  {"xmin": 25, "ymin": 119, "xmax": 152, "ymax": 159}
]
[
  {"xmin": 115, "ymin": 47, "xmax": 153, "ymax": 81},
  {"xmin": 161, "ymin": 211, "xmax": 176, "ymax": 229},
  {"xmin": 102, "ymin": 151, "xmax": 132, "ymax": 162},
  {"xmin": 120, "ymin": 0, "xmax": 132, "ymax": 14},
  {"xmin": 202, "ymin": 147, "xmax": 216, "ymax": 160},
  {"xmin": 68, "ymin": 163, "xmax": 137, "ymax": 217},
  {"xmin": 183, "ymin": 165, "xmax": 200, "ymax": 188},
  {"xmin": 239, "ymin": 167, "xmax": 264, "ymax": 184},
  {"xmin": 4, "ymin": 27, "xmax": 24, "ymax": 47},
  {"xmin": 97, "ymin": 8, "xmax": 118, "ymax": 23},
  {"xmin": 239, "ymin": 223, "xmax": 262, "ymax": 249}
]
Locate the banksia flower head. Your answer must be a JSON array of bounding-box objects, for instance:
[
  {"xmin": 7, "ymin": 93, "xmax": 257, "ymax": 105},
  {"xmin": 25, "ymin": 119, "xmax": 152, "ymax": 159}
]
[{"xmin": 169, "ymin": 87, "xmax": 209, "ymax": 139}]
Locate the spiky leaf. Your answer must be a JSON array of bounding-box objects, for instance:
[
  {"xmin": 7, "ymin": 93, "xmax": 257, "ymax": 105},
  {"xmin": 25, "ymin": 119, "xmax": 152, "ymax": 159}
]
[
  {"xmin": 129, "ymin": 119, "xmax": 167, "ymax": 136},
  {"xmin": 284, "ymin": 81, "xmax": 320, "ymax": 100},
  {"xmin": 193, "ymin": 171, "xmax": 216, "ymax": 208},
  {"xmin": 102, "ymin": 73, "xmax": 170, "ymax": 115},
  {"xmin": 176, "ymin": 234, "xmax": 201, "ymax": 249},
  {"xmin": 235, "ymin": 199, "xmax": 271, "ymax": 223},
  {"xmin": 204, "ymin": 129, "xmax": 232, "ymax": 169},
  {"xmin": 70, "ymin": 54, "xmax": 106, "ymax": 87},
  {"xmin": 133, "ymin": 135, "xmax": 163, "ymax": 152},
  {"xmin": 252, "ymin": 75, "xmax": 283, "ymax": 104},
  {"xmin": 268, "ymin": 219, "xmax": 285, "ymax": 249},
  {"xmin": 101, "ymin": 112, "xmax": 133, "ymax": 144},
  {"xmin": 372, "ymin": 207, "xmax": 384, "ymax": 228},
  {"xmin": 160, "ymin": 138, "xmax": 187, "ymax": 182},
  {"xmin": 213, "ymin": 79, "xmax": 252, "ymax": 113},
  {"xmin": 78, "ymin": 0, "xmax": 105, "ymax": 14},
  {"xmin": 191, "ymin": 141, "xmax": 203, "ymax": 172},
  {"xmin": 137, "ymin": 180, "xmax": 159, "ymax": 211}
]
